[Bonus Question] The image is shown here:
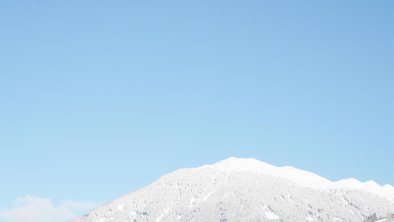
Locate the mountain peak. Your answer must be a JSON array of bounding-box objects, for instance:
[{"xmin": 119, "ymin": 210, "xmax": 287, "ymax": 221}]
[
  {"xmin": 212, "ymin": 157, "xmax": 275, "ymax": 171},
  {"xmin": 204, "ymin": 157, "xmax": 394, "ymax": 203},
  {"xmin": 207, "ymin": 157, "xmax": 331, "ymax": 189},
  {"xmin": 70, "ymin": 157, "xmax": 394, "ymax": 222}
]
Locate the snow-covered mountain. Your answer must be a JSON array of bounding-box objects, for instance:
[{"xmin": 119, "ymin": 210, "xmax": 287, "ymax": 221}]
[{"xmin": 70, "ymin": 158, "xmax": 394, "ymax": 222}]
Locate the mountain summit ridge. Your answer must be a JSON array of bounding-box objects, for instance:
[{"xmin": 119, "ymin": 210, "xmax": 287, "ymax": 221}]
[
  {"xmin": 70, "ymin": 157, "xmax": 394, "ymax": 222},
  {"xmin": 204, "ymin": 157, "xmax": 394, "ymax": 203},
  {"xmin": 205, "ymin": 157, "xmax": 331, "ymax": 188}
]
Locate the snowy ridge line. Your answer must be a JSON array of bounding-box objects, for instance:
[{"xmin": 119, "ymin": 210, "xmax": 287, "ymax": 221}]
[
  {"xmin": 69, "ymin": 157, "xmax": 394, "ymax": 222},
  {"xmin": 197, "ymin": 157, "xmax": 394, "ymax": 203}
]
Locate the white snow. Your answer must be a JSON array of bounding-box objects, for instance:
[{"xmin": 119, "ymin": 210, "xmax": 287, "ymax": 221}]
[
  {"xmin": 69, "ymin": 157, "xmax": 394, "ymax": 222},
  {"xmin": 265, "ymin": 211, "xmax": 280, "ymax": 220},
  {"xmin": 262, "ymin": 205, "xmax": 280, "ymax": 220},
  {"xmin": 306, "ymin": 216, "xmax": 314, "ymax": 221},
  {"xmin": 206, "ymin": 157, "xmax": 394, "ymax": 203},
  {"xmin": 202, "ymin": 191, "xmax": 214, "ymax": 201},
  {"xmin": 332, "ymin": 178, "xmax": 394, "ymax": 203},
  {"xmin": 116, "ymin": 204, "xmax": 124, "ymax": 212},
  {"xmin": 155, "ymin": 208, "xmax": 170, "ymax": 222},
  {"xmin": 207, "ymin": 157, "xmax": 331, "ymax": 188}
]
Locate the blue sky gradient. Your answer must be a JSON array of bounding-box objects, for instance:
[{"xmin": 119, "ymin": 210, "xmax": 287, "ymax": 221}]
[{"xmin": 0, "ymin": 0, "xmax": 393, "ymax": 212}]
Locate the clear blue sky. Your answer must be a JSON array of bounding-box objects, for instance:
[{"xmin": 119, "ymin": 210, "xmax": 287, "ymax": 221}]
[{"xmin": 0, "ymin": 0, "xmax": 393, "ymax": 212}]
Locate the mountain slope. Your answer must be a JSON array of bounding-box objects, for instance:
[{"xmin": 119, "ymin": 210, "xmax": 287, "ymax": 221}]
[{"xmin": 70, "ymin": 158, "xmax": 394, "ymax": 222}]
